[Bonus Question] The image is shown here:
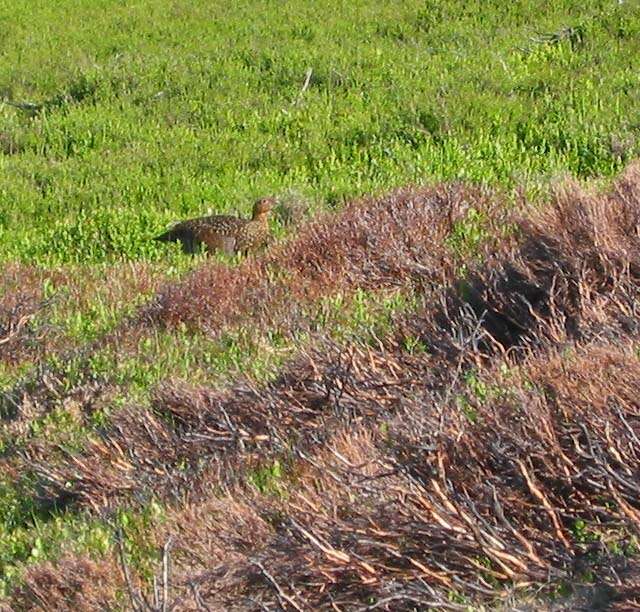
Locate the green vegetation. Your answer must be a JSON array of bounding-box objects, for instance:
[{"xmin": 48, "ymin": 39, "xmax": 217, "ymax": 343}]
[
  {"xmin": 247, "ymin": 459, "xmax": 286, "ymax": 497},
  {"xmin": 446, "ymin": 207, "xmax": 491, "ymax": 260},
  {"xmin": 0, "ymin": 475, "xmax": 163, "ymax": 596},
  {"xmin": 0, "ymin": 0, "xmax": 638, "ymax": 264}
]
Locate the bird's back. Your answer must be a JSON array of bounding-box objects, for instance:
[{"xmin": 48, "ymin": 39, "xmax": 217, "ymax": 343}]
[
  {"xmin": 155, "ymin": 213, "xmax": 255, "ymax": 255},
  {"xmin": 184, "ymin": 214, "xmax": 246, "ymax": 236}
]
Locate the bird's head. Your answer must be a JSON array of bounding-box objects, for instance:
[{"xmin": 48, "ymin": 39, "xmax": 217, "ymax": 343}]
[{"xmin": 252, "ymin": 196, "xmax": 277, "ymax": 220}]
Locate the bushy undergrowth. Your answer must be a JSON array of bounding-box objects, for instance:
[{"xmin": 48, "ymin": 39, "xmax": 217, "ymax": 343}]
[
  {"xmin": 148, "ymin": 182, "xmax": 503, "ymax": 332},
  {"xmin": 2, "ymin": 2, "xmax": 640, "ymax": 609},
  {"xmin": 7, "ymin": 555, "xmax": 123, "ymax": 612},
  {"xmin": 2, "ymin": 163, "xmax": 639, "ymax": 609}
]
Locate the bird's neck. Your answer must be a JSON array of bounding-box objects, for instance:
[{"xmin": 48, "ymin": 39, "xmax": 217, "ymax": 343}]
[{"xmin": 251, "ymin": 212, "xmax": 269, "ymax": 223}]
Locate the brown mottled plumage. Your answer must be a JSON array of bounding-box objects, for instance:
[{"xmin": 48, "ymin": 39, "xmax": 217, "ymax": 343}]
[{"xmin": 155, "ymin": 197, "xmax": 276, "ymax": 255}]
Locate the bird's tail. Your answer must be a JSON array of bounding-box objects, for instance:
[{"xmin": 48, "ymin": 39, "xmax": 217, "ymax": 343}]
[
  {"xmin": 154, "ymin": 227, "xmax": 202, "ymax": 254},
  {"xmin": 154, "ymin": 228, "xmax": 179, "ymax": 242}
]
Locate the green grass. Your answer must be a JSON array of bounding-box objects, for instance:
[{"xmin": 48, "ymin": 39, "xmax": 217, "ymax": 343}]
[
  {"xmin": 0, "ymin": 0, "xmax": 638, "ymax": 264},
  {"xmin": 247, "ymin": 459, "xmax": 287, "ymax": 497},
  {"xmin": 0, "ymin": 474, "xmax": 163, "ymax": 597}
]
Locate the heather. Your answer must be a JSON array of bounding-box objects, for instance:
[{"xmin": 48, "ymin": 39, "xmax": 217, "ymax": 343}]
[
  {"xmin": 1, "ymin": 1, "xmax": 640, "ymax": 609},
  {"xmin": 1, "ymin": 165, "xmax": 639, "ymax": 609}
]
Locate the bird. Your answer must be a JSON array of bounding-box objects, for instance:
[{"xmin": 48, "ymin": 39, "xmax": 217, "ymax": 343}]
[{"xmin": 154, "ymin": 196, "xmax": 276, "ymax": 256}]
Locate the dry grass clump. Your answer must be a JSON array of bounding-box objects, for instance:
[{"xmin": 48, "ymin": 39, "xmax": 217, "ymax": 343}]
[
  {"xmin": 383, "ymin": 345, "xmax": 639, "ymax": 598},
  {"xmin": 405, "ymin": 163, "xmax": 640, "ymax": 366},
  {"xmin": 26, "ymin": 343, "xmax": 418, "ymax": 510},
  {"xmin": 0, "ymin": 264, "xmax": 50, "ymax": 366},
  {"xmin": 126, "ymin": 344, "xmax": 639, "ymax": 610},
  {"xmin": 5, "ymin": 554, "xmax": 123, "ymax": 612},
  {"xmin": 273, "ymin": 189, "xmax": 313, "ymax": 227},
  {"xmin": 154, "ymin": 495, "xmax": 277, "ymax": 609}
]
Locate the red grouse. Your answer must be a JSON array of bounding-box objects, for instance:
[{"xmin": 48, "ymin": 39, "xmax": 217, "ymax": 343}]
[{"xmin": 155, "ymin": 197, "xmax": 276, "ymax": 255}]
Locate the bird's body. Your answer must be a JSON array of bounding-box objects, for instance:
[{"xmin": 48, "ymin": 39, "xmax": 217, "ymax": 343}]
[{"xmin": 155, "ymin": 197, "xmax": 275, "ymax": 255}]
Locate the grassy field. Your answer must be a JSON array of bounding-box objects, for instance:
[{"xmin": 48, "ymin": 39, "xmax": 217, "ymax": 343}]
[
  {"xmin": 1, "ymin": 0, "xmax": 640, "ymax": 609},
  {"xmin": 0, "ymin": 0, "xmax": 638, "ymax": 264}
]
